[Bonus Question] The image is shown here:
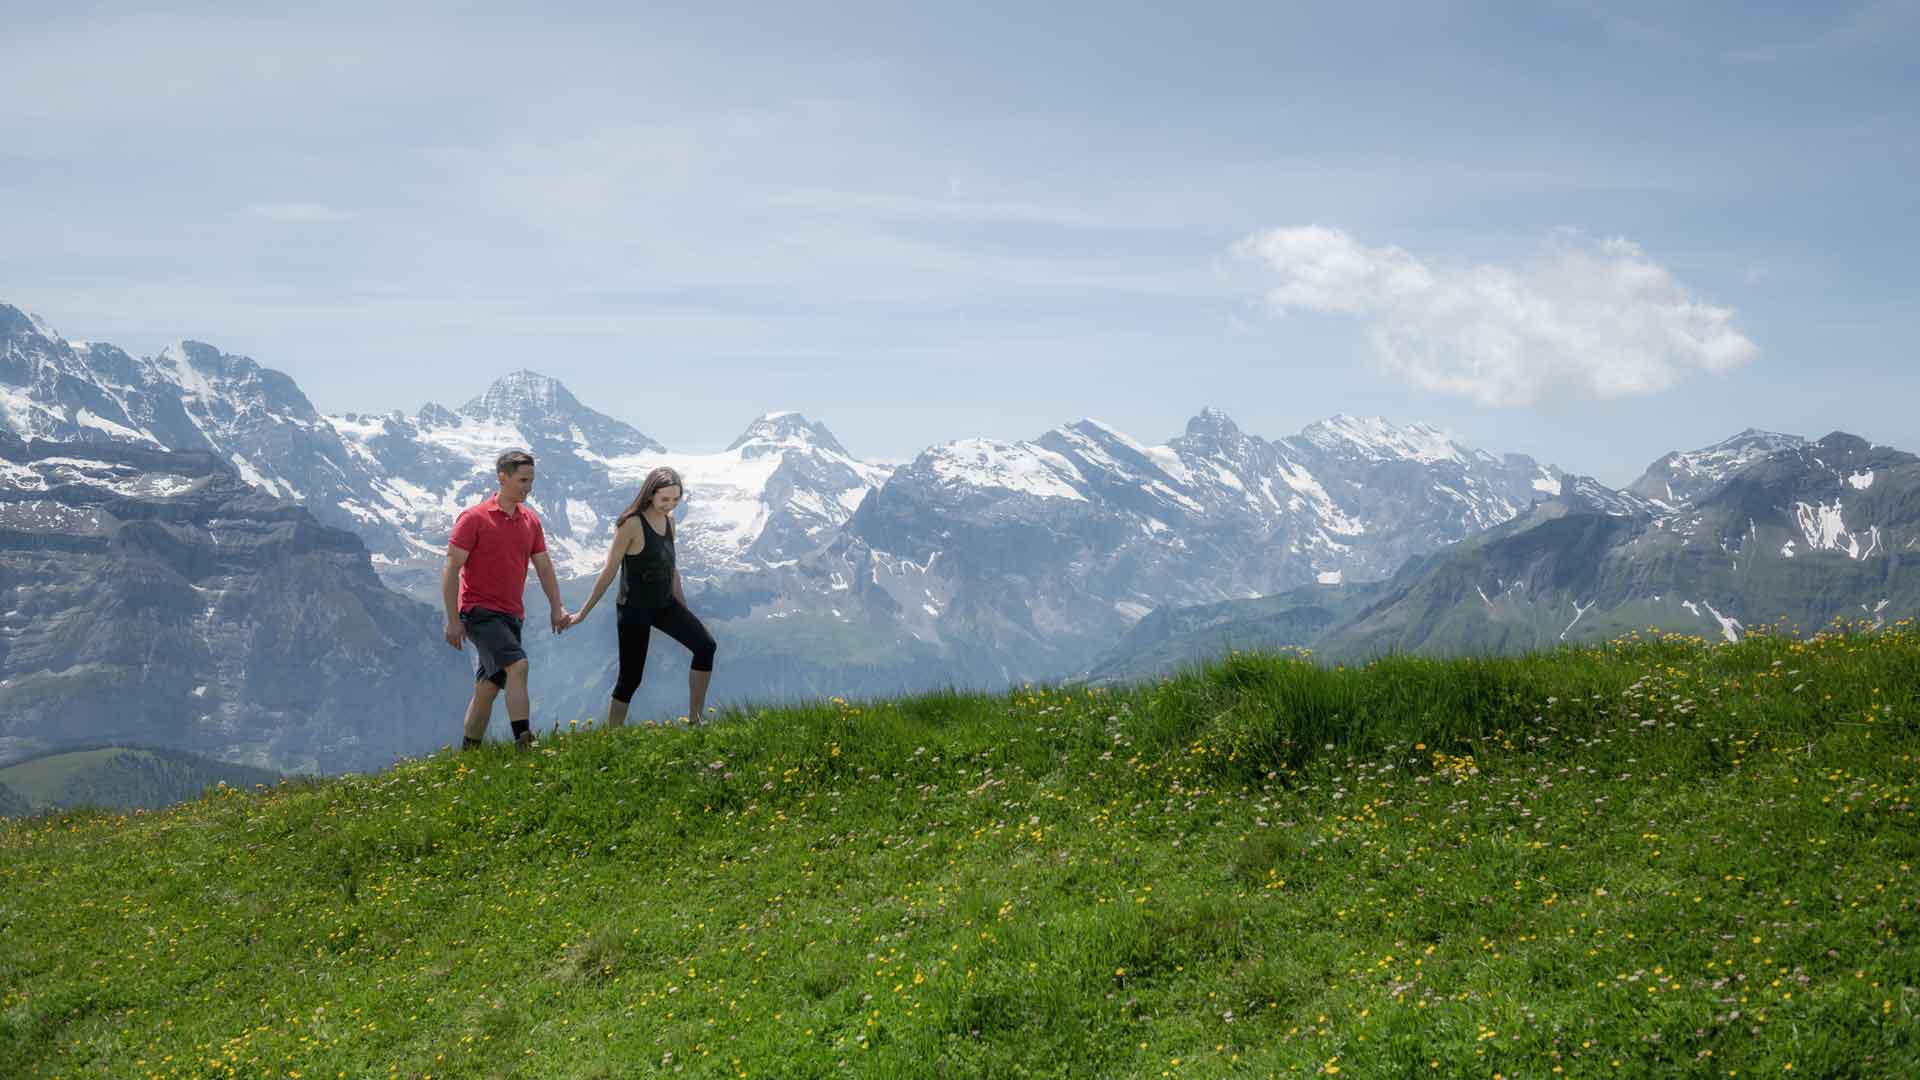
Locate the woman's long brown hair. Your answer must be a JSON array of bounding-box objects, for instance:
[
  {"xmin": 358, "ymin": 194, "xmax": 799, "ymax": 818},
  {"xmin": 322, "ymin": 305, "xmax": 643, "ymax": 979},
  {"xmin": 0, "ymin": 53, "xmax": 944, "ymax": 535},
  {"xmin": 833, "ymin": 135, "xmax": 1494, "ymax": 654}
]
[{"xmin": 616, "ymin": 466, "xmax": 684, "ymax": 536}]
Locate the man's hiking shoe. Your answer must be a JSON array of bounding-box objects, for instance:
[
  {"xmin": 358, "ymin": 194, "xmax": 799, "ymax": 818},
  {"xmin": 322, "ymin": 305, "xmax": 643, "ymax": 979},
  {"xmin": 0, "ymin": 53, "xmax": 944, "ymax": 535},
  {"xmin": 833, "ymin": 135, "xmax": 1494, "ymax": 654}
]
[{"xmin": 514, "ymin": 731, "xmax": 535, "ymax": 752}]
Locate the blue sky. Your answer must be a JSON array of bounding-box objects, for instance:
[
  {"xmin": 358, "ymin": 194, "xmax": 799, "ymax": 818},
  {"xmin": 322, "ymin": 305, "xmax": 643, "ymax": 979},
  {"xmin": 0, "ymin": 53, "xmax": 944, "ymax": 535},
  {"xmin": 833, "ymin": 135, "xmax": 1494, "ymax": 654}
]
[{"xmin": 3, "ymin": 1, "xmax": 1915, "ymax": 484}]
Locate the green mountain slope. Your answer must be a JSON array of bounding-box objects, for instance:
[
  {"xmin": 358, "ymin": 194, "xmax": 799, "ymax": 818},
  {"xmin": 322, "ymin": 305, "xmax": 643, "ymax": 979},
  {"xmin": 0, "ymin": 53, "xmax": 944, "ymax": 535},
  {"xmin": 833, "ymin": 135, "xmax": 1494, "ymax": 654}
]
[
  {"xmin": 1088, "ymin": 432, "xmax": 1920, "ymax": 680},
  {"xmin": 3, "ymin": 631, "xmax": 1917, "ymax": 1077},
  {"xmin": 0, "ymin": 747, "xmax": 284, "ymax": 815},
  {"xmin": 1316, "ymin": 434, "xmax": 1920, "ymax": 660},
  {"xmin": 1079, "ymin": 582, "xmax": 1377, "ymax": 685}
]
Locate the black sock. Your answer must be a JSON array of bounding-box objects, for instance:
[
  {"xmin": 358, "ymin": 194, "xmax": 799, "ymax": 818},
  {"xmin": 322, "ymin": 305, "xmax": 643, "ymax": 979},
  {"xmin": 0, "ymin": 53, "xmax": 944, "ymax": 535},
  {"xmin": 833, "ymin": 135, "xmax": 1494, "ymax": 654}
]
[
  {"xmin": 510, "ymin": 719, "xmax": 531, "ymax": 740},
  {"xmin": 462, "ymin": 736, "xmax": 482, "ymax": 750}
]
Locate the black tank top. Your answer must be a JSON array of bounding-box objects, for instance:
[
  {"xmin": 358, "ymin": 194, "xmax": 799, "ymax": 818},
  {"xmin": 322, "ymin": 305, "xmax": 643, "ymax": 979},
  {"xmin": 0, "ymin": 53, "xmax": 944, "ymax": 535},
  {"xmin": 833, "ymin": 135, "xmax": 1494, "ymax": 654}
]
[{"xmin": 618, "ymin": 514, "xmax": 676, "ymax": 610}]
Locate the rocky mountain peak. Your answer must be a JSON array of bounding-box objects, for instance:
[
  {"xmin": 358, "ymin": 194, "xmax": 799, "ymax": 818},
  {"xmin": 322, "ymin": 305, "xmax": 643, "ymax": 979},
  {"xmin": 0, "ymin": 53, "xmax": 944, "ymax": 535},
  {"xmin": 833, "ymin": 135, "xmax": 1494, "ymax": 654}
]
[
  {"xmin": 1555, "ymin": 474, "xmax": 1656, "ymax": 517},
  {"xmin": 460, "ymin": 369, "xmax": 576, "ymax": 423},
  {"xmin": 156, "ymin": 340, "xmax": 319, "ymax": 423},
  {"xmin": 1, "ymin": 304, "xmax": 47, "ymax": 341},
  {"xmin": 1299, "ymin": 414, "xmax": 1464, "ymax": 465},
  {"xmin": 1794, "ymin": 431, "xmax": 1918, "ymax": 478},
  {"xmin": 1175, "ymin": 408, "xmax": 1253, "ymax": 463},
  {"xmin": 1061, "ymin": 417, "xmax": 1139, "ymax": 444},
  {"xmin": 158, "ymin": 340, "xmax": 231, "ymax": 379},
  {"xmin": 726, "ymin": 411, "xmax": 848, "ymax": 457},
  {"xmin": 414, "ymin": 402, "xmax": 458, "ymax": 427},
  {"xmin": 454, "ymin": 370, "xmax": 663, "ymax": 454},
  {"xmin": 1814, "ymin": 431, "xmax": 1873, "ymax": 456},
  {"xmin": 1627, "ymin": 428, "xmax": 1809, "ymax": 507},
  {"xmin": 1183, "ymin": 407, "xmax": 1241, "ymax": 441}
]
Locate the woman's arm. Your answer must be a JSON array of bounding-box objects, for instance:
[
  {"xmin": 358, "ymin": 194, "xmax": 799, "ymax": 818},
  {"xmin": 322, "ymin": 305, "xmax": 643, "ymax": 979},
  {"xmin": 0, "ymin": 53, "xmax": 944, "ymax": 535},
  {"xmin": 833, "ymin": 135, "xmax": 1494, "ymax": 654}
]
[{"xmin": 575, "ymin": 520, "xmax": 640, "ymax": 622}]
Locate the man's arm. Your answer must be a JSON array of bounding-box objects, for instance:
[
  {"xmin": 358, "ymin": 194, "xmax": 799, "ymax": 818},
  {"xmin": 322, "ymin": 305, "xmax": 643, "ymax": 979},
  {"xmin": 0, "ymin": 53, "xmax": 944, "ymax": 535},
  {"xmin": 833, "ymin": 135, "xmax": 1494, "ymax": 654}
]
[
  {"xmin": 442, "ymin": 545, "xmax": 471, "ymax": 649},
  {"xmin": 532, "ymin": 551, "xmax": 566, "ymax": 632}
]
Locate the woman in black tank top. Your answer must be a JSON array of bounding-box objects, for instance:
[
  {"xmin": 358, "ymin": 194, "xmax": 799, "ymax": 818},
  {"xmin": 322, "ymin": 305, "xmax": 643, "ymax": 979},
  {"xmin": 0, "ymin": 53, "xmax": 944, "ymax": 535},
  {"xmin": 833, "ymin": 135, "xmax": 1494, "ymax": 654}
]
[
  {"xmin": 565, "ymin": 466, "xmax": 718, "ymax": 727},
  {"xmin": 619, "ymin": 513, "xmax": 677, "ymax": 609}
]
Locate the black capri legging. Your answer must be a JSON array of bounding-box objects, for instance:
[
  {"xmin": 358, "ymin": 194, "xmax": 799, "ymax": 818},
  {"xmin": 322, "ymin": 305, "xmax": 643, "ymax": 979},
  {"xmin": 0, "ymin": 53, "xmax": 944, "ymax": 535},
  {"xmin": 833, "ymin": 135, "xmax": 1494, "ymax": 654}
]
[{"xmin": 612, "ymin": 599, "xmax": 717, "ymax": 703}]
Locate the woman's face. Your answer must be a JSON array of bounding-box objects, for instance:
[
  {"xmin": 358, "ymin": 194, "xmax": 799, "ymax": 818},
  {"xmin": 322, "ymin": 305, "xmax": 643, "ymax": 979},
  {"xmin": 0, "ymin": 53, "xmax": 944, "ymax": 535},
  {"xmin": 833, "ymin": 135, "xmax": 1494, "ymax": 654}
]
[{"xmin": 650, "ymin": 485, "xmax": 682, "ymax": 514}]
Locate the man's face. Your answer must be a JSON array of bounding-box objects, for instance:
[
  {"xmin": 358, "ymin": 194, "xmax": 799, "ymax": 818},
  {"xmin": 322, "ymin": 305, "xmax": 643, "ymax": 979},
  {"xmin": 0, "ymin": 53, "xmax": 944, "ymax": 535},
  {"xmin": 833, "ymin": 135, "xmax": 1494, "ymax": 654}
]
[{"xmin": 499, "ymin": 465, "xmax": 535, "ymax": 502}]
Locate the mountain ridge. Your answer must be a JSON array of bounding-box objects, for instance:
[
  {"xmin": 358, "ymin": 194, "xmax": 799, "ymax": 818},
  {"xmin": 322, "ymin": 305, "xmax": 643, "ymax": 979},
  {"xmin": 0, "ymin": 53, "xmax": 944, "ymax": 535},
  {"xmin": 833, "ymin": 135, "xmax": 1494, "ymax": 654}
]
[
  {"xmin": 0, "ymin": 427, "xmax": 466, "ymax": 772},
  {"xmin": 33, "ymin": 300, "xmax": 1901, "ymax": 734},
  {"xmin": 1085, "ymin": 426, "xmax": 1919, "ymax": 678}
]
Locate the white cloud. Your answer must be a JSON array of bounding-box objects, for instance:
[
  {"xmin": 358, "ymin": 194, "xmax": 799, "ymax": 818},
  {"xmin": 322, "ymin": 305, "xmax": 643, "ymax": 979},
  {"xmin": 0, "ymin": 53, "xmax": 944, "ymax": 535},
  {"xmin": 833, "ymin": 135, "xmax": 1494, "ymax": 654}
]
[{"xmin": 1236, "ymin": 226, "xmax": 1758, "ymax": 406}]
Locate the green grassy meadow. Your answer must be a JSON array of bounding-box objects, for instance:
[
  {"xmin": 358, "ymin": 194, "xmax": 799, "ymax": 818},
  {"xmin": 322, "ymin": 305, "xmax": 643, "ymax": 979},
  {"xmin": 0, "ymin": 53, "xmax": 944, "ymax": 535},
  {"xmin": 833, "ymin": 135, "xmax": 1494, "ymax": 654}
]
[
  {"xmin": 3, "ymin": 623, "xmax": 1917, "ymax": 1078},
  {"xmin": 1, "ymin": 749, "xmax": 131, "ymax": 808},
  {"xmin": 0, "ymin": 749, "xmax": 284, "ymax": 816}
]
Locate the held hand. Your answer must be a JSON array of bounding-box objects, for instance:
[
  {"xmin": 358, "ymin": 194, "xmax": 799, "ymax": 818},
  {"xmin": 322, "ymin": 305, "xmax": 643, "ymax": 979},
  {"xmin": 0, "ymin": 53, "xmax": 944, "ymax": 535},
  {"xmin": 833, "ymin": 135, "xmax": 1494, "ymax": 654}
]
[
  {"xmin": 444, "ymin": 619, "xmax": 465, "ymax": 650},
  {"xmin": 551, "ymin": 608, "xmax": 570, "ymax": 635}
]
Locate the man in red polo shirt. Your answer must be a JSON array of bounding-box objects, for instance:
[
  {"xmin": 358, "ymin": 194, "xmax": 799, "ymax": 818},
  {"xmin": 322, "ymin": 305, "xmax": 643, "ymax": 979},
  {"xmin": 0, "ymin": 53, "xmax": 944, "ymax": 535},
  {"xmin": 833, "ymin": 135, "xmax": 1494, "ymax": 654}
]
[{"xmin": 442, "ymin": 449, "xmax": 568, "ymax": 750}]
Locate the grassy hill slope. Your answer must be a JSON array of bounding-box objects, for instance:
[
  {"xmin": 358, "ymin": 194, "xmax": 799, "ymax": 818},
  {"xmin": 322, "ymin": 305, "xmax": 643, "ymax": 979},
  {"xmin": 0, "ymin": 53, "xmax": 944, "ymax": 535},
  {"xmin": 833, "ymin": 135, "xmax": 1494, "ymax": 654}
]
[
  {"xmin": 3, "ymin": 626, "xmax": 1917, "ymax": 1078},
  {"xmin": 0, "ymin": 748, "xmax": 284, "ymax": 816},
  {"xmin": 1079, "ymin": 583, "xmax": 1374, "ymax": 687}
]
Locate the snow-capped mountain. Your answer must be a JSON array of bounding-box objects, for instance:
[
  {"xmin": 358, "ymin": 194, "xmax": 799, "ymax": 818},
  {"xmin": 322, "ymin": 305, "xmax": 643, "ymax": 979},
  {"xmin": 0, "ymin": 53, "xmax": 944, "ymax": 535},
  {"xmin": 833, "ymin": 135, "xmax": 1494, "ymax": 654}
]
[
  {"xmin": 1086, "ymin": 428, "xmax": 1920, "ymax": 677},
  {"xmin": 614, "ymin": 410, "xmax": 889, "ymax": 574},
  {"xmin": 336, "ymin": 390, "xmax": 889, "ymax": 584},
  {"xmin": 0, "ymin": 307, "xmax": 390, "ymax": 527},
  {"xmin": 1628, "ymin": 428, "xmax": 1809, "ymax": 508},
  {"xmin": 325, "ymin": 368, "xmax": 679, "ymax": 581},
  {"xmin": 645, "ymin": 405, "xmax": 1566, "ymax": 700},
  {"xmin": 2, "ymin": 306, "xmax": 890, "ymax": 592},
  {"xmin": 0, "ymin": 306, "xmax": 522, "ymax": 571},
  {"xmin": 4, "ymin": 301, "xmax": 1584, "ymax": 722},
  {"xmin": 1293, "ymin": 431, "xmax": 1919, "ymax": 660},
  {"xmin": 0, "ymin": 430, "xmax": 464, "ymax": 772}
]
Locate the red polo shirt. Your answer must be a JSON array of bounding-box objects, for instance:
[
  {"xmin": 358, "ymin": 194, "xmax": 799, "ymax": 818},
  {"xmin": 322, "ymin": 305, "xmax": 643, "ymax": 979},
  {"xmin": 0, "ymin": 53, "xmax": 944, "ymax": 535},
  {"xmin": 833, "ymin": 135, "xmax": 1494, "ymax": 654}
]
[{"xmin": 449, "ymin": 495, "xmax": 547, "ymax": 618}]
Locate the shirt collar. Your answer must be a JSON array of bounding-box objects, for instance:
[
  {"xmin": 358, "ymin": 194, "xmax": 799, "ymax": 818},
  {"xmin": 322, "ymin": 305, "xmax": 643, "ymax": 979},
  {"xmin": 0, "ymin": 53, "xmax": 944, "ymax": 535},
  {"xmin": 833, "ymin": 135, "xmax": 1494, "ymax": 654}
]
[{"xmin": 483, "ymin": 494, "xmax": 523, "ymax": 517}]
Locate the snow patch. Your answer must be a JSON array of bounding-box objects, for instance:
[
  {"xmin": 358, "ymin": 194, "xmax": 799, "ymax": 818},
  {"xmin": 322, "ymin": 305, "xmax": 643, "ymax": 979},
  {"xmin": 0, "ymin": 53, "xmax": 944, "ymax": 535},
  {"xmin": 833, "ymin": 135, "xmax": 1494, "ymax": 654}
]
[
  {"xmin": 927, "ymin": 439, "xmax": 1086, "ymax": 502},
  {"xmin": 1701, "ymin": 601, "xmax": 1743, "ymax": 644},
  {"xmin": 1317, "ymin": 570, "xmax": 1344, "ymax": 585},
  {"xmin": 1792, "ymin": 500, "xmax": 1873, "ymax": 559},
  {"xmin": 227, "ymin": 453, "xmax": 282, "ymax": 497},
  {"xmin": 0, "ymin": 385, "xmax": 50, "ymax": 434},
  {"xmin": 1559, "ymin": 599, "xmax": 1593, "ymax": 641},
  {"xmin": 1143, "ymin": 445, "xmax": 1194, "ymax": 486},
  {"xmin": 1276, "ymin": 460, "xmax": 1365, "ymax": 536},
  {"xmin": 418, "ymin": 415, "xmax": 530, "ymax": 467},
  {"xmin": 73, "ymin": 408, "xmax": 153, "ymax": 443},
  {"xmin": 1847, "ymin": 470, "xmax": 1874, "ymax": 490},
  {"xmin": 160, "ymin": 342, "xmax": 216, "ymax": 402},
  {"xmin": 0, "ymin": 461, "xmax": 47, "ymax": 490},
  {"xmin": 1307, "ymin": 415, "xmax": 1465, "ymax": 464},
  {"xmin": 565, "ymin": 499, "xmax": 598, "ymax": 538},
  {"xmin": 35, "ymin": 456, "xmax": 120, "ymax": 471}
]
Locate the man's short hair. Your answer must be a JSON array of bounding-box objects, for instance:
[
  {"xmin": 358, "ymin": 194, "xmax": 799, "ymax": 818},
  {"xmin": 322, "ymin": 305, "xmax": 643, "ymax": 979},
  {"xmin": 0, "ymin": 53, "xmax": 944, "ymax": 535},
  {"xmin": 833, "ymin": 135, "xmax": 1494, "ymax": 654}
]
[{"xmin": 496, "ymin": 449, "xmax": 535, "ymax": 476}]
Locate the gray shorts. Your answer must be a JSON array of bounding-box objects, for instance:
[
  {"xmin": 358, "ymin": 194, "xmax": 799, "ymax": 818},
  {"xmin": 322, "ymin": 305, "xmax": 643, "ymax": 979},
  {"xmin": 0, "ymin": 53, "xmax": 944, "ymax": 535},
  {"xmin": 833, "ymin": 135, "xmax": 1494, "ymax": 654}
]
[{"xmin": 461, "ymin": 607, "xmax": 526, "ymax": 687}]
